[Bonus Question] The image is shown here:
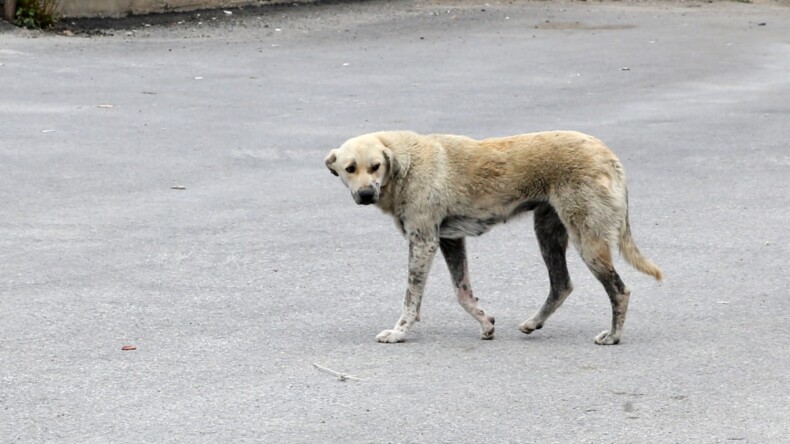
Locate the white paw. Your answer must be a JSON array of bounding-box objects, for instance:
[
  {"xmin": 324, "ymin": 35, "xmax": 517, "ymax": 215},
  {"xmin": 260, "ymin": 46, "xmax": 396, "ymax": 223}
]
[
  {"xmin": 480, "ymin": 316, "xmax": 495, "ymax": 340},
  {"xmin": 481, "ymin": 325, "xmax": 495, "ymax": 340},
  {"xmin": 518, "ymin": 318, "xmax": 542, "ymax": 334},
  {"xmin": 594, "ymin": 330, "xmax": 620, "ymax": 345},
  {"xmin": 376, "ymin": 329, "xmax": 406, "ymax": 343}
]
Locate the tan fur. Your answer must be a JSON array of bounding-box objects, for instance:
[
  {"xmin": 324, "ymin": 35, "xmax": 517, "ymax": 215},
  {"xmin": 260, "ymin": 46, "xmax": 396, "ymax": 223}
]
[{"xmin": 326, "ymin": 130, "xmax": 662, "ymax": 344}]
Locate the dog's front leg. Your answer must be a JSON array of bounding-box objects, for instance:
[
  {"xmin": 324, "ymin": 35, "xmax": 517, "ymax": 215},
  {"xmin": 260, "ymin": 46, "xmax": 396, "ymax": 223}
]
[{"xmin": 376, "ymin": 230, "xmax": 439, "ymax": 343}]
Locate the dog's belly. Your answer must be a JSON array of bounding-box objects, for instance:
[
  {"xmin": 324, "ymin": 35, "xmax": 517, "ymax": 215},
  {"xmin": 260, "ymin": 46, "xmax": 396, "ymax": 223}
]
[
  {"xmin": 439, "ymin": 215, "xmax": 504, "ymax": 238},
  {"xmin": 438, "ymin": 200, "xmax": 543, "ymax": 238}
]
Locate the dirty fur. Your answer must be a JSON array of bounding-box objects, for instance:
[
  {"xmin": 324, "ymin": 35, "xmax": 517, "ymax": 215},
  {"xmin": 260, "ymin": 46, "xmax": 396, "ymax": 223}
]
[{"xmin": 325, "ymin": 130, "xmax": 663, "ymax": 345}]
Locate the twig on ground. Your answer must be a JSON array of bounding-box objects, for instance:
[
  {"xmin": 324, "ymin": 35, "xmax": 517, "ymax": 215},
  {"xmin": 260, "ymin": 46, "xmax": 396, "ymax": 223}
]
[{"xmin": 312, "ymin": 363, "xmax": 364, "ymax": 382}]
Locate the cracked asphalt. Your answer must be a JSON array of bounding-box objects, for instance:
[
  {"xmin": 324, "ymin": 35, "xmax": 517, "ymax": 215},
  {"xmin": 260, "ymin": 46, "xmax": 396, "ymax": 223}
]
[{"xmin": 1, "ymin": 0, "xmax": 789, "ymax": 441}]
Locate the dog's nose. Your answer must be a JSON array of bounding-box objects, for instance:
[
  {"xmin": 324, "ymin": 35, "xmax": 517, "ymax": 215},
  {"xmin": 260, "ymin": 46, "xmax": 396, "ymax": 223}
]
[{"xmin": 358, "ymin": 189, "xmax": 376, "ymax": 205}]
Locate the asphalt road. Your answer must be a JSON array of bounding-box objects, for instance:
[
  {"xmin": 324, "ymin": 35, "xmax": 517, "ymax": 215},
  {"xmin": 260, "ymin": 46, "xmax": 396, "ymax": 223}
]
[{"xmin": 2, "ymin": 1, "xmax": 789, "ymax": 442}]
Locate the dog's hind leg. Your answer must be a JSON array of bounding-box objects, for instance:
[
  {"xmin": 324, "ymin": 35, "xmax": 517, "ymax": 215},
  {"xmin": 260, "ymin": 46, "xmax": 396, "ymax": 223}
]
[
  {"xmin": 440, "ymin": 237, "xmax": 496, "ymax": 339},
  {"xmin": 580, "ymin": 239, "xmax": 631, "ymax": 345},
  {"xmin": 519, "ymin": 203, "xmax": 574, "ymax": 335}
]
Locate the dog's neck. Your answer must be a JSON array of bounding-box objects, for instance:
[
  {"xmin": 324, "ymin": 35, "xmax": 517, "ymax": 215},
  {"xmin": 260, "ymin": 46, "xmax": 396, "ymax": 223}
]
[{"xmin": 376, "ymin": 178, "xmax": 401, "ymax": 214}]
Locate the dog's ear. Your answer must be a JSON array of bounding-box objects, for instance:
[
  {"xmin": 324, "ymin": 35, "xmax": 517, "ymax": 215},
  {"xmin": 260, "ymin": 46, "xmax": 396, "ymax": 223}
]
[
  {"xmin": 324, "ymin": 150, "xmax": 339, "ymax": 176},
  {"xmin": 377, "ymin": 134, "xmax": 401, "ymax": 186},
  {"xmin": 381, "ymin": 147, "xmax": 399, "ymax": 186}
]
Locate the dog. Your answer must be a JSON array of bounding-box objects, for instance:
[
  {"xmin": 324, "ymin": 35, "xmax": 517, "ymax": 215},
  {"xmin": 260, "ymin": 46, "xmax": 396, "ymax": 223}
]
[{"xmin": 325, "ymin": 130, "xmax": 662, "ymax": 345}]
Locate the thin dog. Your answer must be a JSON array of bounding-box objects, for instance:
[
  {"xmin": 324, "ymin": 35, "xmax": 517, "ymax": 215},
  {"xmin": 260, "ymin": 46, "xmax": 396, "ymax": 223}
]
[{"xmin": 325, "ymin": 131, "xmax": 663, "ymax": 345}]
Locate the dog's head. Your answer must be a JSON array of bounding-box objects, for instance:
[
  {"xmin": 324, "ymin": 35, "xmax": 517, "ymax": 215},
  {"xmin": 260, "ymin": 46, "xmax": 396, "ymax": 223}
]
[{"xmin": 325, "ymin": 134, "xmax": 398, "ymax": 205}]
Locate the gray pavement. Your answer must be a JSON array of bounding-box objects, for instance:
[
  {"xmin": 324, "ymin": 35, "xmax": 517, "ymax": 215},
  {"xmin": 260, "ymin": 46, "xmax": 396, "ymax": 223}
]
[{"xmin": 2, "ymin": 0, "xmax": 789, "ymax": 442}]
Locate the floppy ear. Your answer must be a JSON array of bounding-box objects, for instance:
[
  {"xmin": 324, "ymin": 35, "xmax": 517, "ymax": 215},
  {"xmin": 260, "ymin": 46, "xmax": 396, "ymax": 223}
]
[
  {"xmin": 377, "ymin": 134, "xmax": 401, "ymax": 186},
  {"xmin": 381, "ymin": 147, "xmax": 399, "ymax": 186},
  {"xmin": 324, "ymin": 150, "xmax": 339, "ymax": 176}
]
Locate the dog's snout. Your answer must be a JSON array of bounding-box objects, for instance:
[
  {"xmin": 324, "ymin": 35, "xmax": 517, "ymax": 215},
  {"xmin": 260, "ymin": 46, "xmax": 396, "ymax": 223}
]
[{"xmin": 358, "ymin": 188, "xmax": 376, "ymax": 205}]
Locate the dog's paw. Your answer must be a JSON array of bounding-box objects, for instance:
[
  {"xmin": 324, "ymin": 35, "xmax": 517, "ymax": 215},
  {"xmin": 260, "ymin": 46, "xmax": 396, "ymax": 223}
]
[
  {"xmin": 594, "ymin": 330, "xmax": 620, "ymax": 345},
  {"xmin": 480, "ymin": 316, "xmax": 495, "ymax": 340},
  {"xmin": 481, "ymin": 326, "xmax": 495, "ymax": 340},
  {"xmin": 518, "ymin": 318, "xmax": 543, "ymax": 334},
  {"xmin": 376, "ymin": 329, "xmax": 406, "ymax": 343}
]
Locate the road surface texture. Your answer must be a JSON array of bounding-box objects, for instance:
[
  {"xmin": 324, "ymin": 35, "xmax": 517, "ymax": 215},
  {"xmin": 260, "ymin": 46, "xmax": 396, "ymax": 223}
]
[{"xmin": 2, "ymin": 0, "xmax": 789, "ymax": 442}]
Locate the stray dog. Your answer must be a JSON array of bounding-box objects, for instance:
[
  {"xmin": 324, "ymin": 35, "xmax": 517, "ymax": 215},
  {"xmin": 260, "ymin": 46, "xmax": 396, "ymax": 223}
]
[{"xmin": 325, "ymin": 131, "xmax": 663, "ymax": 345}]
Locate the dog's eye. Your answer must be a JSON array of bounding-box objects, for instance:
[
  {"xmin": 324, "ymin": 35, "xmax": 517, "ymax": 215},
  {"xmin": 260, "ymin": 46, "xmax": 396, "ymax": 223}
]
[
  {"xmin": 371, "ymin": 163, "xmax": 380, "ymax": 173},
  {"xmin": 345, "ymin": 165, "xmax": 356, "ymax": 174}
]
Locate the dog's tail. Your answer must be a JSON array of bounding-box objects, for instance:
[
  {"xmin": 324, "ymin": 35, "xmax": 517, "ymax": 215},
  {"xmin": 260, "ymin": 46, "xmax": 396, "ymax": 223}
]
[{"xmin": 618, "ymin": 200, "xmax": 664, "ymax": 282}]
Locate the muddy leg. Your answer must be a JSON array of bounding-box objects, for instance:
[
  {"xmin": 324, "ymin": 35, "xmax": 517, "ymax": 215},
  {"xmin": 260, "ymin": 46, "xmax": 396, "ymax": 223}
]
[
  {"xmin": 581, "ymin": 242, "xmax": 631, "ymax": 345},
  {"xmin": 376, "ymin": 231, "xmax": 438, "ymax": 343},
  {"xmin": 439, "ymin": 237, "xmax": 496, "ymax": 339},
  {"xmin": 520, "ymin": 204, "xmax": 574, "ymax": 334}
]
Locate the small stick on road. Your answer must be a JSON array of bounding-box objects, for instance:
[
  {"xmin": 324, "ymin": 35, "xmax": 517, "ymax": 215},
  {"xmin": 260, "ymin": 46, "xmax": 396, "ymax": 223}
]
[{"xmin": 312, "ymin": 363, "xmax": 363, "ymax": 382}]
